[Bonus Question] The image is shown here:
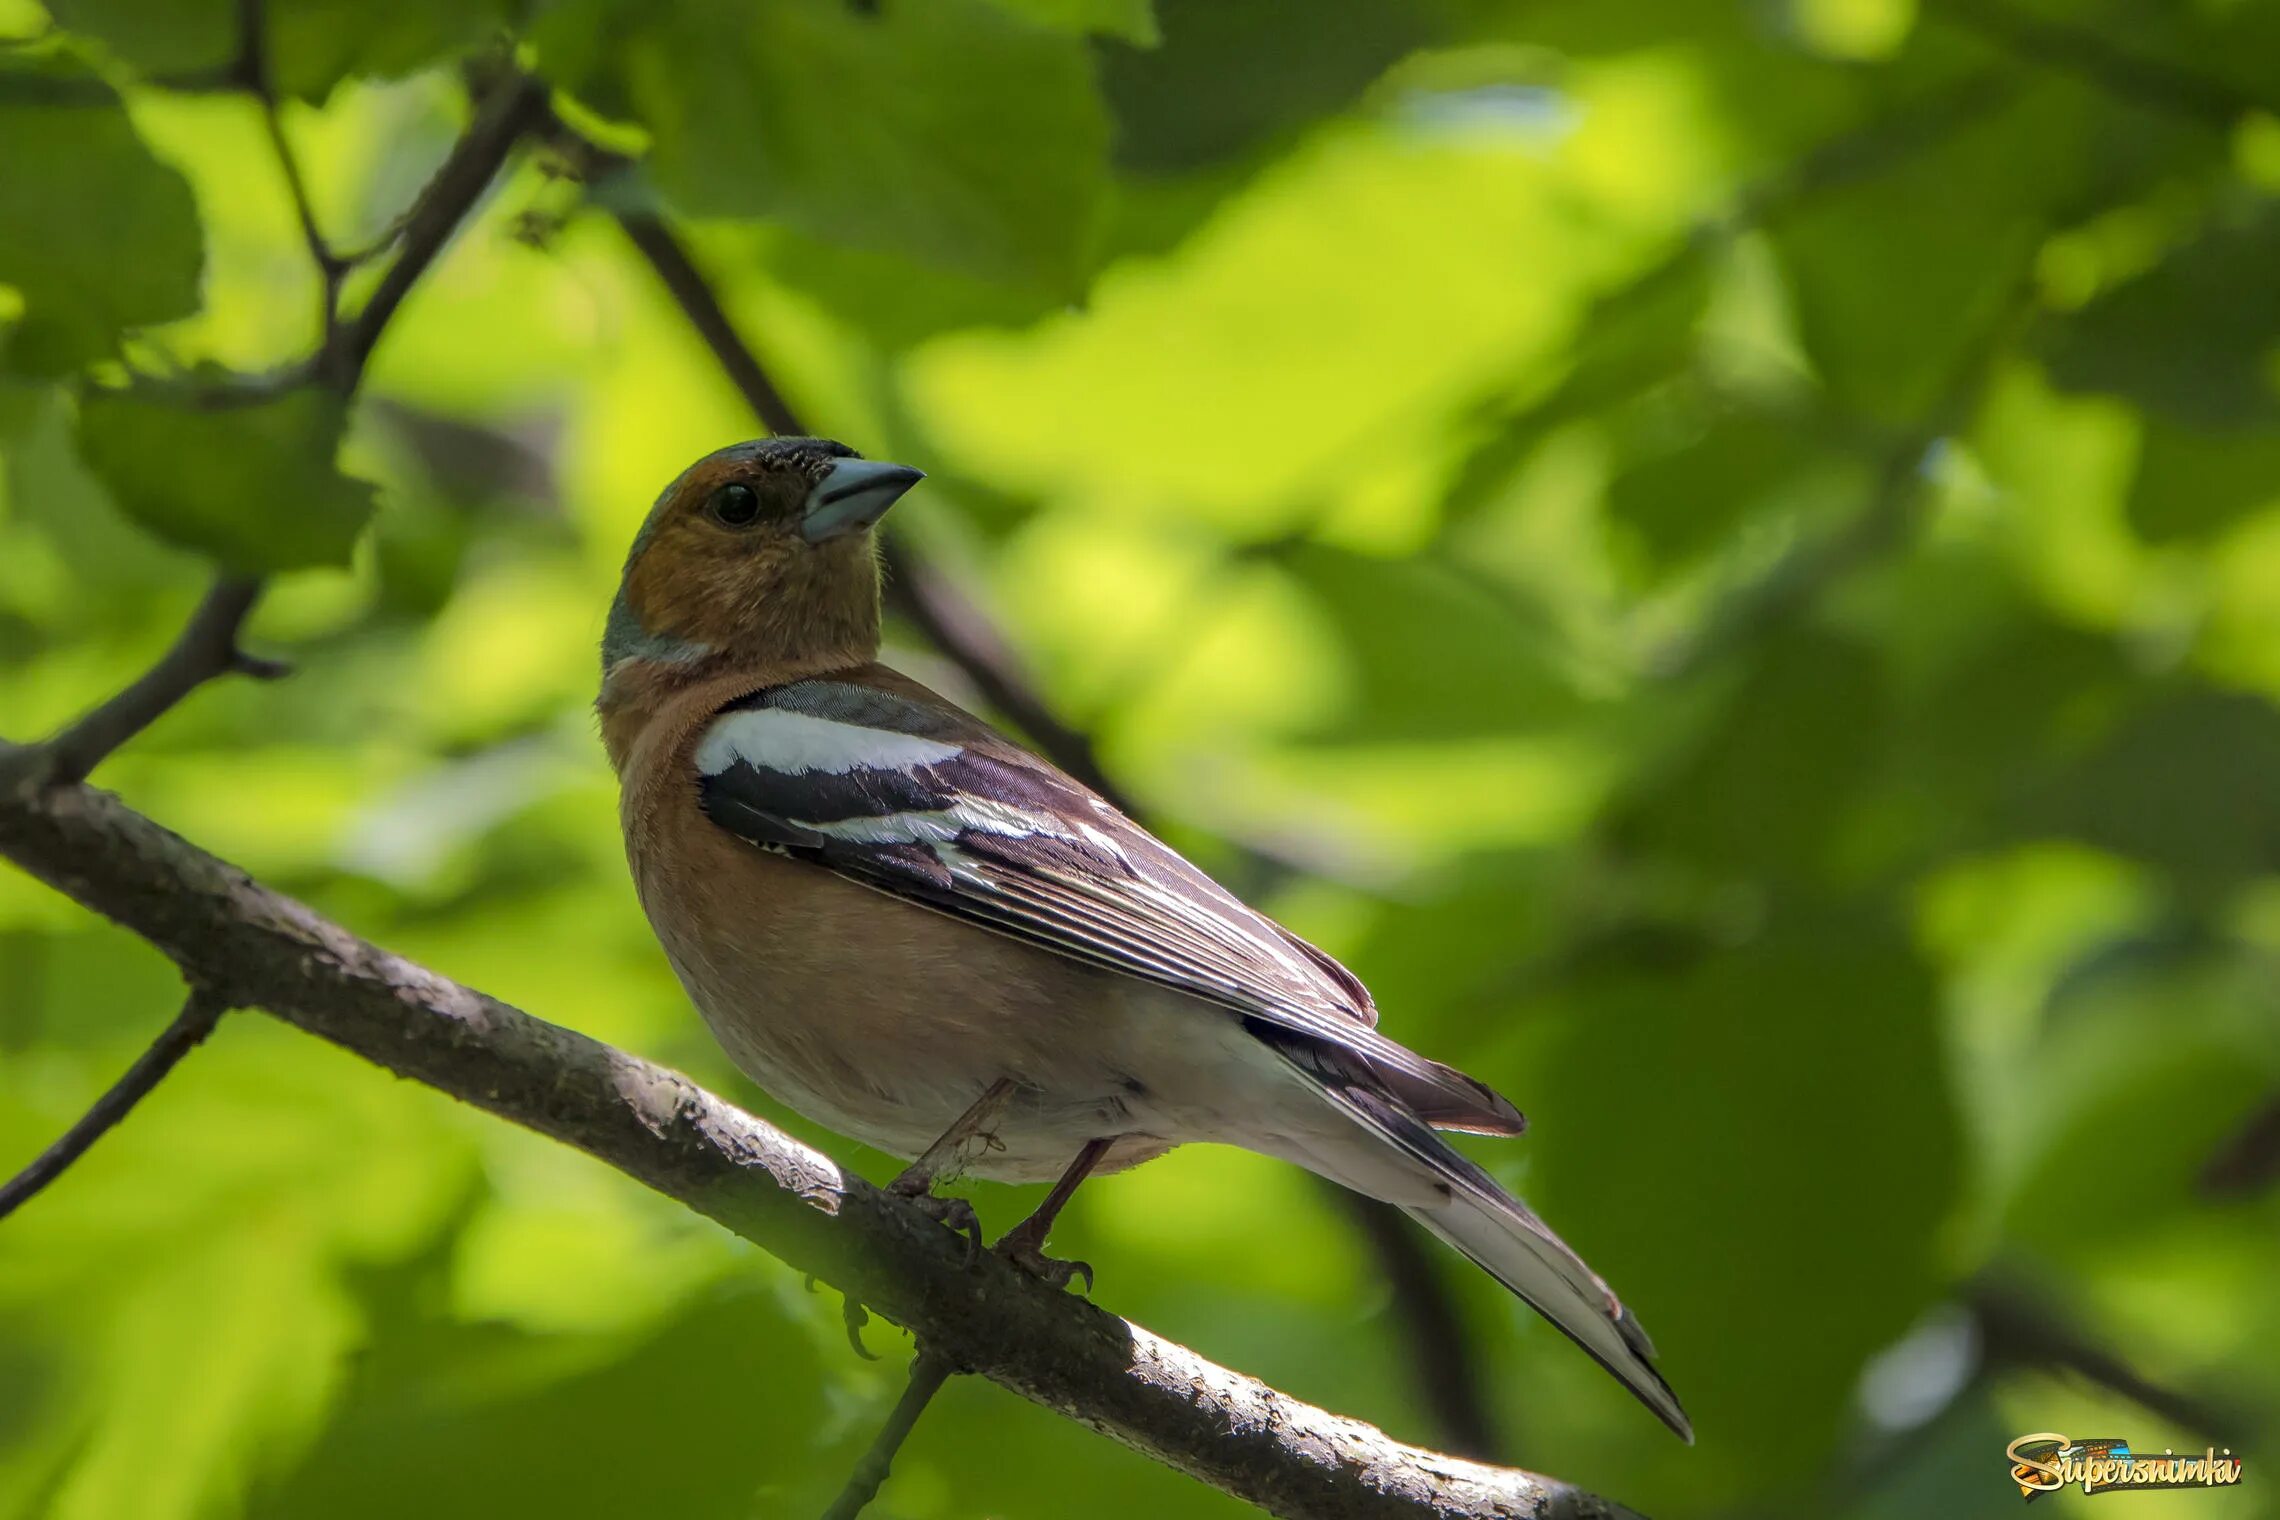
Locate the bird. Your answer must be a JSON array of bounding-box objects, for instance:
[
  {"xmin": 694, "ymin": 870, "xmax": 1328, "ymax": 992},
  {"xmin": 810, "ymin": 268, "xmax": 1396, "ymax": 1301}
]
[{"xmin": 598, "ymin": 437, "xmax": 1691, "ymax": 1442}]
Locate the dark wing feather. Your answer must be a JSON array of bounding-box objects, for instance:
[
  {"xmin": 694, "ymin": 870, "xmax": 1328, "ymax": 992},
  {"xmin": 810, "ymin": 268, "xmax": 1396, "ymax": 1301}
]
[{"xmin": 692, "ymin": 678, "xmax": 1521, "ymax": 1134}]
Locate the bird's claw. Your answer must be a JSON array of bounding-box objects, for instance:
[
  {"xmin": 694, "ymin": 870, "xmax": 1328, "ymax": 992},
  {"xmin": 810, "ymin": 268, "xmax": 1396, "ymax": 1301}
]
[
  {"xmin": 897, "ymin": 1190, "xmax": 984, "ymax": 1265},
  {"xmin": 995, "ymin": 1234, "xmax": 1094, "ymax": 1294},
  {"xmin": 842, "ymin": 1293, "xmax": 878, "ymax": 1360}
]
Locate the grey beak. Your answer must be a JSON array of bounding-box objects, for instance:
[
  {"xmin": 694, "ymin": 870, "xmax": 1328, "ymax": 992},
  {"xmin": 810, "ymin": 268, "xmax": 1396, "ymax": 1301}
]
[{"xmin": 799, "ymin": 458, "xmax": 925, "ymax": 543}]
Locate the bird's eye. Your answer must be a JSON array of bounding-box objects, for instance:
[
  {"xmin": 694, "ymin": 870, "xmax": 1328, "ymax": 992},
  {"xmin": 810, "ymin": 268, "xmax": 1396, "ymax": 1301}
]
[{"xmin": 707, "ymin": 483, "xmax": 761, "ymax": 527}]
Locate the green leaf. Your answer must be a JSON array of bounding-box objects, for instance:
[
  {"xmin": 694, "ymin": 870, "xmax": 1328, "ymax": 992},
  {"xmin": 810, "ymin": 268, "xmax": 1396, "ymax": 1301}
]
[
  {"xmin": 0, "ymin": 60, "xmax": 203, "ymax": 374},
  {"xmin": 1100, "ymin": 0, "xmax": 1439, "ymax": 171},
  {"xmin": 1280, "ymin": 542, "xmax": 1584, "ymax": 741},
  {"xmin": 1442, "ymin": 255, "xmax": 1713, "ymax": 530},
  {"xmin": 74, "ymin": 385, "xmax": 378, "ymax": 571},
  {"xmin": 254, "ymin": 1279, "xmax": 831, "ymax": 1520},
  {"xmin": 983, "ymin": 0, "xmax": 1155, "ymax": 44},
  {"xmin": 612, "ymin": 0, "xmax": 1109, "ymax": 295},
  {"xmin": 1616, "ymin": 630, "xmax": 1888, "ymax": 879},
  {"xmin": 1768, "ymin": 82, "xmax": 2090, "ymax": 423},
  {"xmin": 43, "ymin": 0, "xmax": 232, "ymax": 76},
  {"xmin": 267, "ymin": 0, "xmax": 516, "ymax": 100},
  {"xmin": 2011, "ymin": 686, "xmax": 2280, "ymax": 892},
  {"xmin": 1535, "ymin": 907, "xmax": 1959, "ymax": 1507},
  {"xmin": 2127, "ymin": 419, "xmax": 2280, "ymax": 541},
  {"xmin": 1605, "ymin": 407, "xmax": 1853, "ymax": 566},
  {"xmin": 47, "ymin": 0, "xmax": 506, "ymax": 97},
  {"xmin": 44, "ymin": 1227, "xmax": 356, "ymax": 1520},
  {"xmin": 2040, "ymin": 209, "xmax": 2280, "ymax": 430}
]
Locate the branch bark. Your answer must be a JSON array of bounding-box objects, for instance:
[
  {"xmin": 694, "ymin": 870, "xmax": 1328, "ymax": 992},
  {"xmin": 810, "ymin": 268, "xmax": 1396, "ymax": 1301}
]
[
  {"xmin": 0, "ymin": 576, "xmax": 285, "ymax": 789},
  {"xmin": 0, "ymin": 772, "xmax": 1643, "ymax": 1520}
]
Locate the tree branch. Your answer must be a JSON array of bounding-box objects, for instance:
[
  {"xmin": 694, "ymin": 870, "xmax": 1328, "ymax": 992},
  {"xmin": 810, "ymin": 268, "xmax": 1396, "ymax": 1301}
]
[
  {"xmin": 820, "ymin": 1351, "xmax": 956, "ymax": 1520},
  {"xmin": 612, "ymin": 211, "xmax": 806, "ymax": 438},
  {"xmin": 0, "ymin": 576, "xmax": 286, "ymax": 790},
  {"xmin": 330, "ymin": 66, "xmax": 550, "ymax": 390},
  {"xmin": 235, "ymin": 0, "xmax": 343, "ymax": 341},
  {"xmin": 0, "ymin": 775, "xmax": 1642, "ymax": 1520},
  {"xmin": 1966, "ymin": 1274, "xmax": 2247, "ymax": 1444},
  {"xmin": 0, "ymin": 985, "xmax": 227, "ymax": 1220},
  {"xmin": 1927, "ymin": 0, "xmax": 2270, "ymax": 127}
]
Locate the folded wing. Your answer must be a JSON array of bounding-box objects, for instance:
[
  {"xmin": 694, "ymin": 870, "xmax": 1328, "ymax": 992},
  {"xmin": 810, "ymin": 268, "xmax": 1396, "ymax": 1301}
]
[{"xmin": 691, "ymin": 674, "xmax": 1522, "ymax": 1135}]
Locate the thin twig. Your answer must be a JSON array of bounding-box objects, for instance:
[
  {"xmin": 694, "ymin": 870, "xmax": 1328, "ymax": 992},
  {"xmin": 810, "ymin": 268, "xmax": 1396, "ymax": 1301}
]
[
  {"xmin": 1928, "ymin": 0, "xmax": 2269, "ymax": 127},
  {"xmin": 236, "ymin": 0, "xmax": 342, "ymax": 341},
  {"xmin": 612, "ymin": 212, "xmax": 805, "ymax": 437},
  {"xmin": 332, "ymin": 66, "xmax": 550, "ymax": 390},
  {"xmin": 3, "ymin": 576, "xmax": 285, "ymax": 790},
  {"xmin": 819, "ymin": 1351, "xmax": 957, "ymax": 1520},
  {"xmin": 1967, "ymin": 1275, "xmax": 2247, "ymax": 1443},
  {"xmin": 0, "ymin": 988, "xmax": 228, "ymax": 1220}
]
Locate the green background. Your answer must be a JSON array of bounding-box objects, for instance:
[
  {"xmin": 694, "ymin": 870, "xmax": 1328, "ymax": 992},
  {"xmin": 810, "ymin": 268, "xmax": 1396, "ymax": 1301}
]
[{"xmin": 3, "ymin": 0, "xmax": 2277, "ymax": 1516}]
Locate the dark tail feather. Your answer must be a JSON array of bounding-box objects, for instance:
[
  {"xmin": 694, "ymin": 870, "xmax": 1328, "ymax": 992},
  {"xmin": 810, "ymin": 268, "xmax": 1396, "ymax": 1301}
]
[{"xmin": 1261, "ymin": 1038, "xmax": 1693, "ymax": 1442}]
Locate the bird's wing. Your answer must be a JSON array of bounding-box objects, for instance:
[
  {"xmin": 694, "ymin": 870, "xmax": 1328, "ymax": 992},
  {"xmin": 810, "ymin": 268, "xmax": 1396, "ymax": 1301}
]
[{"xmin": 691, "ymin": 674, "xmax": 1521, "ymax": 1134}]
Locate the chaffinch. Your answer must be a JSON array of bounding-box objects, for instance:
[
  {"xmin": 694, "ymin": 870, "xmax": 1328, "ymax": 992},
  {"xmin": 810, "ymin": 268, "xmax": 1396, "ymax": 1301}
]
[{"xmin": 598, "ymin": 438, "xmax": 1690, "ymax": 1441}]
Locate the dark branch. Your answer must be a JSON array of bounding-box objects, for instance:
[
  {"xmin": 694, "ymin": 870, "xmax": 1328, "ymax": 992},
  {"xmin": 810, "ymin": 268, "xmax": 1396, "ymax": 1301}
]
[
  {"xmin": 2, "ymin": 576, "xmax": 285, "ymax": 790},
  {"xmin": 2200, "ymin": 1093, "xmax": 2280, "ymax": 1199},
  {"xmin": 614, "ymin": 212, "xmax": 806, "ymax": 437},
  {"xmin": 1967, "ymin": 1274, "xmax": 2247, "ymax": 1444},
  {"xmin": 0, "ymin": 776, "xmax": 1643, "ymax": 1520},
  {"xmin": 1338, "ymin": 1193, "xmax": 1503, "ymax": 1458},
  {"xmin": 332, "ymin": 67, "xmax": 550, "ymax": 389},
  {"xmin": 1928, "ymin": 0, "xmax": 2269, "ymax": 128},
  {"xmin": 236, "ymin": 0, "xmax": 343, "ymax": 344},
  {"xmin": 0, "ymin": 987, "xmax": 227, "ymax": 1220},
  {"xmin": 820, "ymin": 1351, "xmax": 956, "ymax": 1520},
  {"xmin": 874, "ymin": 537, "xmax": 1129, "ymax": 804}
]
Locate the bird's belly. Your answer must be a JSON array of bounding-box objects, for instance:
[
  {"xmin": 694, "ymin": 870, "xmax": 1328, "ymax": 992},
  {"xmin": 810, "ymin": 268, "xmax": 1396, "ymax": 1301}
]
[{"xmin": 635, "ymin": 837, "xmax": 1227, "ymax": 1181}]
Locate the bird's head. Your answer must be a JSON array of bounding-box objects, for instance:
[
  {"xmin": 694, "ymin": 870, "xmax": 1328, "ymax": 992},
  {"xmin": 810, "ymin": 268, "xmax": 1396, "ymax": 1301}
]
[{"xmin": 600, "ymin": 437, "xmax": 924, "ymax": 694}]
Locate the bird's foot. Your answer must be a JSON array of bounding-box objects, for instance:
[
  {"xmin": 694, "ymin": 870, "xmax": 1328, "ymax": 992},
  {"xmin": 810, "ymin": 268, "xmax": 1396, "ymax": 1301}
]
[
  {"xmin": 993, "ymin": 1224, "xmax": 1093, "ymax": 1294},
  {"xmin": 885, "ymin": 1174, "xmax": 985, "ymax": 1265}
]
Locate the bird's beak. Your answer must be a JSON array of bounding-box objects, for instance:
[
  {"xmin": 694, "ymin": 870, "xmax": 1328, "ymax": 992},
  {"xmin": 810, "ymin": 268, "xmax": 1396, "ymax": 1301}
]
[{"xmin": 799, "ymin": 458, "xmax": 925, "ymax": 543}]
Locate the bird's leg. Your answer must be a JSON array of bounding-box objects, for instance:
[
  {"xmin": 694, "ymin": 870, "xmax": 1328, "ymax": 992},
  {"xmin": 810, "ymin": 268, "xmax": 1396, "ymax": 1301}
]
[
  {"xmin": 884, "ymin": 1077, "xmax": 1017, "ymax": 1262},
  {"xmin": 993, "ymin": 1136, "xmax": 1113, "ymax": 1292}
]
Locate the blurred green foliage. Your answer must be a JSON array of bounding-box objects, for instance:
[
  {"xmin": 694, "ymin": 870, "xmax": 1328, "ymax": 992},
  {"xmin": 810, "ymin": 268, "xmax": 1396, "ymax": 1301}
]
[{"xmin": 3, "ymin": 0, "xmax": 2279, "ymax": 1517}]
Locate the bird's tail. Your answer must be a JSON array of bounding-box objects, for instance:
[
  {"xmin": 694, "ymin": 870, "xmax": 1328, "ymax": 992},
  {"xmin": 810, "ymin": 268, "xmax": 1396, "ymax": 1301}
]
[{"xmin": 1255, "ymin": 1034, "xmax": 1693, "ymax": 1442}]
